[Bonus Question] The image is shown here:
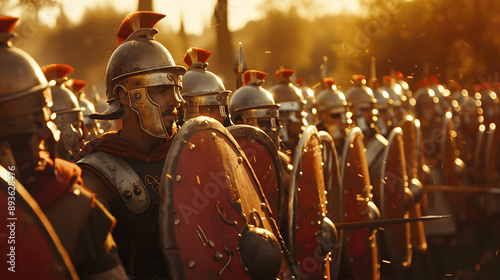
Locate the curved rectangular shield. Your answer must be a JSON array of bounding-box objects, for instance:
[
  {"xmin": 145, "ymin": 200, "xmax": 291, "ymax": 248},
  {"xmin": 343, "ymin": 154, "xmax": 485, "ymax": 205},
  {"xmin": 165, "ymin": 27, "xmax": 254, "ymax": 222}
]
[
  {"xmin": 318, "ymin": 130, "xmax": 343, "ymax": 280},
  {"xmin": 400, "ymin": 116, "xmax": 428, "ymax": 253},
  {"xmin": 339, "ymin": 127, "xmax": 380, "ymax": 280},
  {"xmin": 159, "ymin": 117, "xmax": 296, "ymax": 279},
  {"xmin": 228, "ymin": 124, "xmax": 285, "ymax": 227},
  {"xmin": 288, "ymin": 126, "xmax": 332, "ymax": 279},
  {"xmin": 375, "ymin": 127, "xmax": 412, "ymax": 269},
  {"xmin": 0, "ymin": 166, "xmax": 78, "ymax": 280}
]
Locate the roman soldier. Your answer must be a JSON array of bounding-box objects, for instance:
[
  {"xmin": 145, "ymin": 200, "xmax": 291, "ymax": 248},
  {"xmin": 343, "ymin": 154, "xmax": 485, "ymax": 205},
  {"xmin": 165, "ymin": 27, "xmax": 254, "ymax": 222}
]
[
  {"xmin": 315, "ymin": 77, "xmax": 351, "ymax": 154},
  {"xmin": 0, "ymin": 16, "xmax": 126, "ymax": 279},
  {"xmin": 296, "ymin": 77, "xmax": 317, "ymax": 126},
  {"xmin": 75, "ymin": 12, "xmax": 185, "ymax": 279},
  {"xmin": 370, "ymin": 77, "xmax": 395, "ymax": 137},
  {"xmin": 181, "ymin": 47, "xmax": 232, "ymax": 126},
  {"xmin": 269, "ymin": 68, "xmax": 308, "ymax": 154},
  {"xmin": 41, "ymin": 64, "xmax": 85, "ymax": 161}
]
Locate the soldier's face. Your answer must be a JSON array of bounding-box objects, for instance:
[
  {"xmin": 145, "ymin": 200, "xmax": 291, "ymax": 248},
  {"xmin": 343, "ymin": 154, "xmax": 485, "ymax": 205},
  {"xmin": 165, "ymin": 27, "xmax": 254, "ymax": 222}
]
[{"xmin": 148, "ymin": 85, "xmax": 181, "ymax": 131}]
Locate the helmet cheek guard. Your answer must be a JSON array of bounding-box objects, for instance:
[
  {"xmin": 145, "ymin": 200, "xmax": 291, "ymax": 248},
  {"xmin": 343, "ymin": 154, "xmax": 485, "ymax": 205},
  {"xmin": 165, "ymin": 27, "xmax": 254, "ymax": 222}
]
[{"xmin": 127, "ymin": 87, "xmax": 168, "ymax": 138}]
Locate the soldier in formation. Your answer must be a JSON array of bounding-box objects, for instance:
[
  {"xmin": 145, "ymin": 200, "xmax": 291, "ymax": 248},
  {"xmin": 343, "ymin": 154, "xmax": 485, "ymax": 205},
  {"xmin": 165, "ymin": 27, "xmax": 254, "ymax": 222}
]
[
  {"xmin": 3, "ymin": 9, "xmax": 500, "ymax": 280},
  {"xmin": 0, "ymin": 16, "xmax": 127, "ymax": 279}
]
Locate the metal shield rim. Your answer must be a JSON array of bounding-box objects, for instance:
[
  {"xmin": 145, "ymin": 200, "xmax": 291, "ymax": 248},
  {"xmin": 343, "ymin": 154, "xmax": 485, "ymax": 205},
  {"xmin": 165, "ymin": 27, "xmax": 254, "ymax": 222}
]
[
  {"xmin": 227, "ymin": 124, "xmax": 285, "ymax": 225},
  {"xmin": 159, "ymin": 117, "xmax": 287, "ymax": 279},
  {"xmin": 317, "ymin": 130, "xmax": 344, "ymax": 280},
  {"xmin": 378, "ymin": 127, "xmax": 404, "ymax": 217}
]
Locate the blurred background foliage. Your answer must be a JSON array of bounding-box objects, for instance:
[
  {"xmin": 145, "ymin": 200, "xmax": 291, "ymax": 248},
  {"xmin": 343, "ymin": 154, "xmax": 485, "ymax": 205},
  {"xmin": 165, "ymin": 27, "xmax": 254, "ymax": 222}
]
[{"xmin": 2, "ymin": 0, "xmax": 500, "ymax": 95}]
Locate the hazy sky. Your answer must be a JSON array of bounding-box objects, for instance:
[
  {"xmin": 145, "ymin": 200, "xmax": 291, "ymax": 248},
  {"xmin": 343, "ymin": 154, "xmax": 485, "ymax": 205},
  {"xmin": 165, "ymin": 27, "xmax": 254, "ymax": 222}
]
[{"xmin": 52, "ymin": 0, "xmax": 360, "ymax": 35}]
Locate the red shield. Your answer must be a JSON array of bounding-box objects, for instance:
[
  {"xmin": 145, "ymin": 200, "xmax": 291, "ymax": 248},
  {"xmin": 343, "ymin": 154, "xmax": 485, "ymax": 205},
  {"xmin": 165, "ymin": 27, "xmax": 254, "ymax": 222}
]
[
  {"xmin": 227, "ymin": 124, "xmax": 285, "ymax": 226},
  {"xmin": 375, "ymin": 127, "xmax": 412, "ymax": 268},
  {"xmin": 400, "ymin": 117, "xmax": 428, "ymax": 253},
  {"xmin": 340, "ymin": 127, "xmax": 380, "ymax": 280},
  {"xmin": 287, "ymin": 126, "xmax": 332, "ymax": 279},
  {"xmin": 0, "ymin": 166, "xmax": 78, "ymax": 280},
  {"xmin": 159, "ymin": 117, "xmax": 296, "ymax": 279},
  {"xmin": 318, "ymin": 131, "xmax": 343, "ymax": 280}
]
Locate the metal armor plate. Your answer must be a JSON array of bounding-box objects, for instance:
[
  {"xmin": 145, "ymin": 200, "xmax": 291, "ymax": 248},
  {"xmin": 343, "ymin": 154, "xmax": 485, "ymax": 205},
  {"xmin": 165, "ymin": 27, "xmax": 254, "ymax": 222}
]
[
  {"xmin": 340, "ymin": 127, "xmax": 380, "ymax": 280},
  {"xmin": 227, "ymin": 124, "xmax": 285, "ymax": 227},
  {"xmin": 375, "ymin": 128, "xmax": 412, "ymax": 268},
  {"xmin": 318, "ymin": 131, "xmax": 343, "ymax": 280},
  {"xmin": 287, "ymin": 126, "xmax": 332, "ymax": 279},
  {"xmin": 0, "ymin": 165, "xmax": 78, "ymax": 280},
  {"xmin": 159, "ymin": 117, "xmax": 296, "ymax": 280}
]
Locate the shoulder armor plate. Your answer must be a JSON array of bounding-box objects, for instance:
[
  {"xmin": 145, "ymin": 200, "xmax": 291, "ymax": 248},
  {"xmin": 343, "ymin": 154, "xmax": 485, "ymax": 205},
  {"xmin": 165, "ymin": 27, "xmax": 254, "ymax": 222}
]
[{"xmin": 77, "ymin": 151, "xmax": 150, "ymax": 213}]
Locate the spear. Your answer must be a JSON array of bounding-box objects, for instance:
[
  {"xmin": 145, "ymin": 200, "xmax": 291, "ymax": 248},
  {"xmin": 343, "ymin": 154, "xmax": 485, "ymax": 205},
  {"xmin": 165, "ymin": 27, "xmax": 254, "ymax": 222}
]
[
  {"xmin": 233, "ymin": 42, "xmax": 248, "ymax": 89},
  {"xmin": 335, "ymin": 215, "xmax": 451, "ymax": 231},
  {"xmin": 320, "ymin": 56, "xmax": 328, "ymax": 78}
]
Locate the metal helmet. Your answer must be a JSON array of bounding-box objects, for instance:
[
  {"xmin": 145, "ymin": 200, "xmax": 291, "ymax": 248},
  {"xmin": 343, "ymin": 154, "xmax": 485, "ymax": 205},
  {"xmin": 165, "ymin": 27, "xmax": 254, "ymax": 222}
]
[
  {"xmin": 296, "ymin": 77, "xmax": 317, "ymax": 125},
  {"xmin": 269, "ymin": 69, "xmax": 307, "ymax": 149},
  {"xmin": 413, "ymin": 83, "xmax": 444, "ymax": 128},
  {"xmin": 228, "ymin": 70, "xmax": 281, "ymax": 146},
  {"xmin": 315, "ymin": 77, "xmax": 350, "ymax": 143},
  {"xmin": 395, "ymin": 71, "xmax": 412, "ymax": 101},
  {"xmin": 345, "ymin": 75, "xmax": 378, "ymax": 137},
  {"xmin": 92, "ymin": 11, "xmax": 186, "ymax": 139},
  {"xmin": 0, "ymin": 17, "xmax": 58, "ymax": 140},
  {"xmin": 0, "ymin": 16, "xmax": 59, "ymax": 185},
  {"xmin": 41, "ymin": 64, "xmax": 84, "ymax": 160},
  {"xmin": 370, "ymin": 78, "xmax": 395, "ymax": 136},
  {"xmin": 428, "ymin": 75, "xmax": 452, "ymax": 110},
  {"xmin": 65, "ymin": 79, "xmax": 103, "ymax": 140},
  {"xmin": 181, "ymin": 47, "xmax": 231, "ymax": 125}
]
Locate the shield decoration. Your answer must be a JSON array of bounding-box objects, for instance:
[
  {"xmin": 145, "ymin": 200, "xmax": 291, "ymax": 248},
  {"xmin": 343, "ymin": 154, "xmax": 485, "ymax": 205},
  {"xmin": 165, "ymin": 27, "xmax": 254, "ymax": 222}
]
[
  {"xmin": 0, "ymin": 166, "xmax": 78, "ymax": 280},
  {"xmin": 340, "ymin": 127, "xmax": 380, "ymax": 280},
  {"xmin": 227, "ymin": 124, "xmax": 285, "ymax": 227},
  {"xmin": 159, "ymin": 117, "xmax": 296, "ymax": 280},
  {"xmin": 318, "ymin": 130, "xmax": 343, "ymax": 280},
  {"xmin": 375, "ymin": 127, "xmax": 412, "ymax": 268},
  {"xmin": 400, "ymin": 116, "xmax": 428, "ymax": 253},
  {"xmin": 287, "ymin": 126, "xmax": 332, "ymax": 279}
]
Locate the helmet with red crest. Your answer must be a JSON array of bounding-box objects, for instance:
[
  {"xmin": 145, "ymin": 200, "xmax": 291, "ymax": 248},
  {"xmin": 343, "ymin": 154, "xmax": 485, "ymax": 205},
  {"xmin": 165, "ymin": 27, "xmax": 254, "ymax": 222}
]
[
  {"xmin": 228, "ymin": 70, "xmax": 281, "ymax": 146},
  {"xmin": 0, "ymin": 16, "xmax": 60, "ymax": 185},
  {"xmin": 181, "ymin": 47, "xmax": 231, "ymax": 125},
  {"xmin": 42, "ymin": 64, "xmax": 84, "ymax": 161},
  {"xmin": 91, "ymin": 11, "xmax": 186, "ymax": 139},
  {"xmin": 269, "ymin": 69, "xmax": 307, "ymax": 151},
  {"xmin": 345, "ymin": 75, "xmax": 378, "ymax": 138}
]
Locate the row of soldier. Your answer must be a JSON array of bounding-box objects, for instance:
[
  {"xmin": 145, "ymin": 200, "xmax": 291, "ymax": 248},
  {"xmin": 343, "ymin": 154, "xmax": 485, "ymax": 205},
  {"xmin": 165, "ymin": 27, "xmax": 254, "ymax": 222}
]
[{"xmin": 1, "ymin": 10, "xmax": 498, "ymax": 280}]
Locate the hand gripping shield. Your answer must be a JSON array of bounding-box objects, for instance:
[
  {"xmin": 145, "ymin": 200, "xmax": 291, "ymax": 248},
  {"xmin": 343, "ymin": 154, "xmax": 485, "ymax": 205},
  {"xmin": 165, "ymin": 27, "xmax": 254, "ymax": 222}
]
[
  {"xmin": 287, "ymin": 126, "xmax": 334, "ymax": 279},
  {"xmin": 318, "ymin": 131, "xmax": 343, "ymax": 280},
  {"xmin": 339, "ymin": 127, "xmax": 380, "ymax": 280},
  {"xmin": 374, "ymin": 128, "xmax": 413, "ymax": 269},
  {"xmin": 227, "ymin": 124, "xmax": 285, "ymax": 227},
  {"xmin": 0, "ymin": 166, "xmax": 78, "ymax": 280},
  {"xmin": 159, "ymin": 117, "xmax": 296, "ymax": 279}
]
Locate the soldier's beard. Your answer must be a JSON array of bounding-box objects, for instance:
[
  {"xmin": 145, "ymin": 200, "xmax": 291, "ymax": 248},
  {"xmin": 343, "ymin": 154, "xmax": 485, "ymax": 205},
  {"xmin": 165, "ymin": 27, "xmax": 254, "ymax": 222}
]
[{"xmin": 163, "ymin": 108, "xmax": 179, "ymax": 137}]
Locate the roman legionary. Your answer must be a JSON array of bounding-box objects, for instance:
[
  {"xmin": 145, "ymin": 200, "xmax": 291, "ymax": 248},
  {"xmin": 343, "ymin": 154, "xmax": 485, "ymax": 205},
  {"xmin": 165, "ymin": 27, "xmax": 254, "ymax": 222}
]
[
  {"xmin": 0, "ymin": 16, "xmax": 126, "ymax": 279},
  {"xmin": 76, "ymin": 12, "xmax": 185, "ymax": 279}
]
